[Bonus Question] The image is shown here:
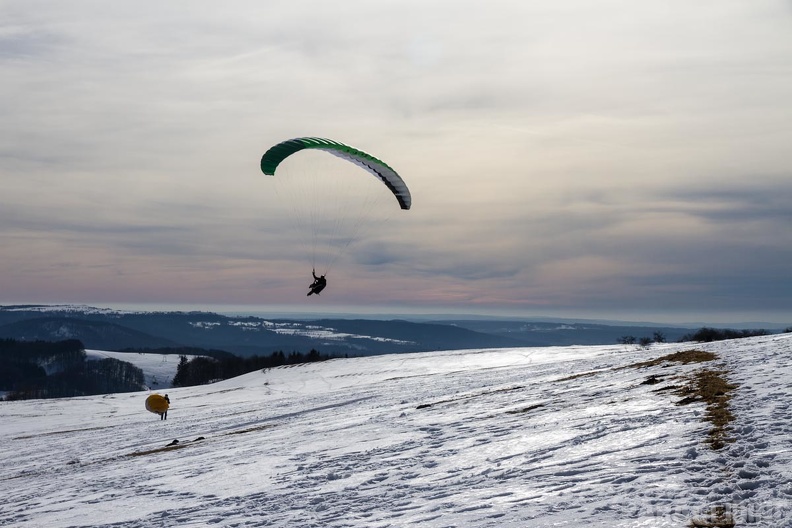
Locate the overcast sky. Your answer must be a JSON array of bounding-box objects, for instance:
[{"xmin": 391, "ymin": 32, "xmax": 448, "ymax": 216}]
[{"xmin": 2, "ymin": 0, "xmax": 792, "ymax": 324}]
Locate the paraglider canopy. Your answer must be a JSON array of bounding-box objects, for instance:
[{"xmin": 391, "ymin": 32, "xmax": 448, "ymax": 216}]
[
  {"xmin": 145, "ymin": 394, "xmax": 169, "ymax": 415},
  {"xmin": 261, "ymin": 137, "xmax": 411, "ymax": 210},
  {"xmin": 260, "ymin": 136, "xmax": 412, "ymax": 279}
]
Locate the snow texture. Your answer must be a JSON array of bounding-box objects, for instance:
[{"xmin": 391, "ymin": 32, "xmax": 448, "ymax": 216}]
[{"xmin": 2, "ymin": 334, "xmax": 791, "ymax": 527}]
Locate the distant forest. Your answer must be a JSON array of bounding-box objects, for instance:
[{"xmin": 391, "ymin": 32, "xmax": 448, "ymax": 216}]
[
  {"xmin": 172, "ymin": 349, "xmax": 334, "ymax": 387},
  {"xmin": 0, "ymin": 339, "xmax": 145, "ymax": 400},
  {"xmin": 679, "ymin": 327, "xmax": 773, "ymax": 342},
  {"xmin": 119, "ymin": 346, "xmax": 236, "ymax": 360},
  {"xmin": 617, "ymin": 327, "xmax": 776, "ymax": 347}
]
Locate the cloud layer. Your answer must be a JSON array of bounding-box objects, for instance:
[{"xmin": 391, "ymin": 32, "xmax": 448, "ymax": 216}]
[{"xmin": 2, "ymin": 0, "xmax": 792, "ymax": 323}]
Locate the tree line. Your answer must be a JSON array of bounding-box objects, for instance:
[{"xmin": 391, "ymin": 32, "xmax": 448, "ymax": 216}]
[
  {"xmin": 618, "ymin": 327, "xmax": 775, "ymax": 346},
  {"xmin": 172, "ymin": 349, "xmax": 334, "ymax": 387},
  {"xmin": 1, "ymin": 338, "xmax": 145, "ymax": 400},
  {"xmin": 679, "ymin": 327, "xmax": 771, "ymax": 342},
  {"xmin": 119, "ymin": 346, "xmax": 236, "ymax": 361}
]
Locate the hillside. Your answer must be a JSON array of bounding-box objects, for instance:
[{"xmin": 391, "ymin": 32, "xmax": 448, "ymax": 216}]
[
  {"xmin": 1, "ymin": 334, "xmax": 790, "ymax": 526},
  {"xmin": 0, "ymin": 305, "xmax": 730, "ymax": 357},
  {"xmin": 0, "ymin": 317, "xmax": 178, "ymax": 350},
  {"xmin": 85, "ymin": 350, "xmax": 198, "ymax": 390},
  {"xmin": 0, "ymin": 306, "xmax": 523, "ymax": 356}
]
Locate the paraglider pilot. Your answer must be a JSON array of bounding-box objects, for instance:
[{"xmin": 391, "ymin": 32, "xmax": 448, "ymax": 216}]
[
  {"xmin": 308, "ymin": 269, "xmax": 327, "ymax": 296},
  {"xmin": 161, "ymin": 394, "xmax": 170, "ymax": 420}
]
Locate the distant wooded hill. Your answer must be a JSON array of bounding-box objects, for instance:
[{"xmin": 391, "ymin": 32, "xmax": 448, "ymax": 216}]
[
  {"xmin": 0, "ymin": 338, "xmax": 145, "ymax": 400},
  {"xmin": 0, "ymin": 305, "xmax": 784, "ymax": 358}
]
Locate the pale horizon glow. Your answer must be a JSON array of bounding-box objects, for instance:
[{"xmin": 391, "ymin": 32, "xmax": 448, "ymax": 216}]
[
  {"xmin": 3, "ymin": 301, "xmax": 790, "ymax": 327},
  {"xmin": 2, "ymin": 1, "xmax": 792, "ymax": 324}
]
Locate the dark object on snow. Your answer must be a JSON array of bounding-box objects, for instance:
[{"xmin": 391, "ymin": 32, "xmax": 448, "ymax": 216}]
[{"xmin": 642, "ymin": 375, "xmax": 663, "ymax": 385}]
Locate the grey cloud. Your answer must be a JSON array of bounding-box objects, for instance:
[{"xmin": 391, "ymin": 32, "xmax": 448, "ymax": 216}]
[
  {"xmin": 0, "ymin": 30, "xmax": 62, "ymax": 59},
  {"xmin": 659, "ymin": 184, "xmax": 792, "ymax": 224},
  {"xmin": 2, "ymin": 1, "xmax": 792, "ymax": 321}
]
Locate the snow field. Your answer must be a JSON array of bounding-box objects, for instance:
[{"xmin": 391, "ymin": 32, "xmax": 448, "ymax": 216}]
[{"xmin": 1, "ymin": 335, "xmax": 791, "ymax": 527}]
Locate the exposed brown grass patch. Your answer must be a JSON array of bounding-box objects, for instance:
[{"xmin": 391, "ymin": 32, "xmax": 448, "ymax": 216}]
[
  {"xmin": 557, "ymin": 350, "xmax": 715, "ymax": 383},
  {"xmin": 416, "ymin": 385, "xmax": 524, "ymax": 410},
  {"xmin": 505, "ymin": 403, "xmax": 544, "ymax": 415},
  {"xmin": 628, "ymin": 349, "xmax": 717, "ymax": 369},
  {"xmin": 127, "ymin": 443, "xmax": 189, "ymax": 457},
  {"xmin": 675, "ymin": 369, "xmax": 737, "ymax": 450},
  {"xmin": 225, "ymin": 424, "xmax": 276, "ymax": 435},
  {"xmin": 555, "ymin": 371, "xmax": 598, "ymax": 382},
  {"xmin": 626, "ymin": 348, "xmax": 736, "ymax": 450},
  {"xmin": 628, "ymin": 350, "xmax": 740, "ymax": 526},
  {"xmin": 127, "ymin": 437, "xmax": 205, "ymax": 457},
  {"xmin": 14, "ymin": 425, "xmax": 112, "ymax": 440}
]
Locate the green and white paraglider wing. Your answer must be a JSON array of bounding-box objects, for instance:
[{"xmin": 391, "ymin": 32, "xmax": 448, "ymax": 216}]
[
  {"xmin": 260, "ymin": 136, "xmax": 411, "ymax": 276},
  {"xmin": 260, "ymin": 137, "xmax": 411, "ymax": 210}
]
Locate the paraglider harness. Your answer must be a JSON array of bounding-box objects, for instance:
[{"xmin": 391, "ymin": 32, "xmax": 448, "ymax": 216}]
[{"xmin": 308, "ymin": 269, "xmax": 327, "ymax": 296}]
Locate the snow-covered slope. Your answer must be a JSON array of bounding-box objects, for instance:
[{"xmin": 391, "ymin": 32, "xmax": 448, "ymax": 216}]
[
  {"xmin": 2, "ymin": 335, "xmax": 791, "ymax": 527},
  {"xmin": 85, "ymin": 350, "xmax": 196, "ymax": 390}
]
